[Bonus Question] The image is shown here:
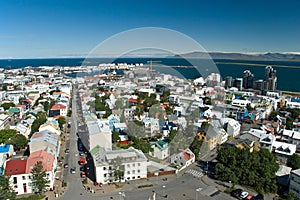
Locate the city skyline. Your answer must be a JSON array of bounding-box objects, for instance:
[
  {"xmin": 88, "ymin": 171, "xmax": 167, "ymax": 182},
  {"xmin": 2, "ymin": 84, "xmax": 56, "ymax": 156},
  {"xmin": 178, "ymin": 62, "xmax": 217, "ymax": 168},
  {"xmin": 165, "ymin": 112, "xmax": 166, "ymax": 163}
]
[{"xmin": 1, "ymin": 0, "xmax": 300, "ymax": 58}]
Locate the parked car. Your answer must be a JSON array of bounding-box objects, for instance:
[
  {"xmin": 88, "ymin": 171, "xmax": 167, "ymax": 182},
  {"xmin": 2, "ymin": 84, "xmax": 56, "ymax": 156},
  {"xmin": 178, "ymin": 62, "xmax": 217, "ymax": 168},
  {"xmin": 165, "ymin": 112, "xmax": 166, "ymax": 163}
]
[
  {"xmin": 81, "ymin": 171, "xmax": 86, "ymax": 178},
  {"xmin": 240, "ymin": 191, "xmax": 249, "ymax": 199},
  {"xmin": 63, "ymin": 163, "xmax": 69, "ymax": 168},
  {"xmin": 243, "ymin": 195, "xmax": 253, "ymax": 200},
  {"xmin": 252, "ymin": 193, "xmax": 264, "ymax": 200},
  {"xmin": 70, "ymin": 167, "xmax": 76, "ymax": 174},
  {"xmin": 65, "ymin": 148, "xmax": 70, "ymax": 153},
  {"xmin": 231, "ymin": 189, "xmax": 243, "ymax": 198}
]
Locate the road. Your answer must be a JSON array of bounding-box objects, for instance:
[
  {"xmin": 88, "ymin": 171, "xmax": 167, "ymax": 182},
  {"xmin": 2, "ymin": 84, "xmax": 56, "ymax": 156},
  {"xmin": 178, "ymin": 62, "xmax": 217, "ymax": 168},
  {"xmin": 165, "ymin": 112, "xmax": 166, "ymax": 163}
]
[{"xmin": 58, "ymin": 84, "xmax": 235, "ymax": 200}]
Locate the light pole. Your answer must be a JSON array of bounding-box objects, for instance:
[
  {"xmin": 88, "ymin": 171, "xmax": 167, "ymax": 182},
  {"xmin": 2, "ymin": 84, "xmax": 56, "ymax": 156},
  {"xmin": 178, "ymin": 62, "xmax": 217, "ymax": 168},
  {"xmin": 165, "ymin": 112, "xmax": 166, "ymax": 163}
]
[
  {"xmin": 195, "ymin": 188, "xmax": 202, "ymax": 200},
  {"xmin": 119, "ymin": 191, "xmax": 125, "ymax": 200},
  {"xmin": 162, "ymin": 185, "xmax": 166, "ymax": 198}
]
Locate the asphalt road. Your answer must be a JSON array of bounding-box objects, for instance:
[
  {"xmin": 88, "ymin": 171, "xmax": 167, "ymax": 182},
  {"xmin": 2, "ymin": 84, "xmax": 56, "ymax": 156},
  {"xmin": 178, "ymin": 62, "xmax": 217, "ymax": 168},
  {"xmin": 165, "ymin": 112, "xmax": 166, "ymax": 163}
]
[{"xmin": 58, "ymin": 85, "xmax": 235, "ymax": 200}]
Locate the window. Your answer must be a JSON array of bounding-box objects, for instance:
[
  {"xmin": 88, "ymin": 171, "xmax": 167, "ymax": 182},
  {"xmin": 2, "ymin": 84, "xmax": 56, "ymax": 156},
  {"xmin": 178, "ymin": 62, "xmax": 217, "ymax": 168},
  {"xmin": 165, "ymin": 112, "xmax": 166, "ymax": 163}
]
[
  {"xmin": 127, "ymin": 164, "xmax": 130, "ymax": 168},
  {"xmin": 137, "ymin": 170, "xmax": 140, "ymax": 173},
  {"xmin": 109, "ymin": 166, "xmax": 112, "ymax": 170},
  {"xmin": 104, "ymin": 174, "xmax": 107, "ymax": 177},
  {"xmin": 13, "ymin": 177, "xmax": 17, "ymax": 184},
  {"xmin": 137, "ymin": 176, "xmax": 140, "ymax": 178},
  {"xmin": 22, "ymin": 176, "xmax": 26, "ymax": 180},
  {"xmin": 132, "ymin": 170, "xmax": 135, "ymax": 174},
  {"xmin": 127, "ymin": 171, "xmax": 130, "ymax": 175},
  {"xmin": 28, "ymin": 176, "xmax": 32, "ymax": 180},
  {"xmin": 132, "ymin": 163, "xmax": 135, "ymax": 167},
  {"xmin": 103, "ymin": 167, "xmax": 106, "ymax": 170}
]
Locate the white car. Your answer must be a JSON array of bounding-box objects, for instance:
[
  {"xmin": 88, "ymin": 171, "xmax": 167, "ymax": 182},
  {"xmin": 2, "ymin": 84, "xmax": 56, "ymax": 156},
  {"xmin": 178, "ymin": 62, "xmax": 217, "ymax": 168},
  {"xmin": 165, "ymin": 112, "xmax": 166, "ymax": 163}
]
[{"xmin": 240, "ymin": 191, "xmax": 249, "ymax": 199}]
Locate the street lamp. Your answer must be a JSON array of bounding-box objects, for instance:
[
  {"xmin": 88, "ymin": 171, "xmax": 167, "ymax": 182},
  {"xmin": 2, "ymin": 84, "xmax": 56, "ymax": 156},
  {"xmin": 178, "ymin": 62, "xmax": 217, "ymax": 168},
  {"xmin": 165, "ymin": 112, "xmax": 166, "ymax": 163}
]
[
  {"xmin": 119, "ymin": 191, "xmax": 125, "ymax": 200},
  {"xmin": 195, "ymin": 188, "xmax": 202, "ymax": 200}
]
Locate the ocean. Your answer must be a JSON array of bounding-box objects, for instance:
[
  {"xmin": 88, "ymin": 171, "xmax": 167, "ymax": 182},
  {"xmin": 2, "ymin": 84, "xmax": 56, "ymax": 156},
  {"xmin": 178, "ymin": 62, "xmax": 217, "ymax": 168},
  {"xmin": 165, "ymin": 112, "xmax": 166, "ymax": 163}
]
[{"xmin": 0, "ymin": 58, "xmax": 300, "ymax": 92}]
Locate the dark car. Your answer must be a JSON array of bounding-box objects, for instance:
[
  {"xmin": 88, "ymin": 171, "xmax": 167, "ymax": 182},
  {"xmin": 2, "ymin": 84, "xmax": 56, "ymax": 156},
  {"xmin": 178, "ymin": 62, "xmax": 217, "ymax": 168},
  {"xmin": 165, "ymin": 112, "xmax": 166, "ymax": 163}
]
[
  {"xmin": 65, "ymin": 148, "xmax": 70, "ymax": 153},
  {"xmin": 63, "ymin": 163, "xmax": 69, "ymax": 168},
  {"xmin": 252, "ymin": 193, "xmax": 264, "ymax": 200},
  {"xmin": 231, "ymin": 189, "xmax": 243, "ymax": 198},
  {"xmin": 70, "ymin": 167, "xmax": 76, "ymax": 174}
]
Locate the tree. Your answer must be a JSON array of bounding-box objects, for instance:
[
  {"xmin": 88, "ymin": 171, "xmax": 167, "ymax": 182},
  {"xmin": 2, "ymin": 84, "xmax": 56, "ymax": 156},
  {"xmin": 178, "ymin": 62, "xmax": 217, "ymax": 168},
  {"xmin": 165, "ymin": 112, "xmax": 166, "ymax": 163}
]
[
  {"xmin": 0, "ymin": 175, "xmax": 16, "ymax": 200},
  {"xmin": 287, "ymin": 153, "xmax": 300, "ymax": 170},
  {"xmin": 57, "ymin": 117, "xmax": 66, "ymax": 130},
  {"xmin": 30, "ymin": 112, "xmax": 47, "ymax": 135},
  {"xmin": 112, "ymin": 131, "xmax": 120, "ymax": 143},
  {"xmin": 43, "ymin": 101, "xmax": 50, "ymax": 112},
  {"xmin": 1, "ymin": 102, "xmax": 15, "ymax": 110},
  {"xmin": 31, "ymin": 161, "xmax": 49, "ymax": 194},
  {"xmin": 189, "ymin": 136, "xmax": 203, "ymax": 160},
  {"xmin": 111, "ymin": 156, "xmax": 124, "ymax": 183},
  {"xmin": 0, "ymin": 129, "xmax": 17, "ymax": 144},
  {"xmin": 7, "ymin": 134, "xmax": 28, "ymax": 151}
]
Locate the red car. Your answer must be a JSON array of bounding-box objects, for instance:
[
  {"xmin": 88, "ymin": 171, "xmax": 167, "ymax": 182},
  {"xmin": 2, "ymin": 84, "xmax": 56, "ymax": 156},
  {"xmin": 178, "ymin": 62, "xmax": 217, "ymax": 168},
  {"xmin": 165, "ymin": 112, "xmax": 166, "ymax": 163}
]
[{"xmin": 81, "ymin": 171, "xmax": 86, "ymax": 178}]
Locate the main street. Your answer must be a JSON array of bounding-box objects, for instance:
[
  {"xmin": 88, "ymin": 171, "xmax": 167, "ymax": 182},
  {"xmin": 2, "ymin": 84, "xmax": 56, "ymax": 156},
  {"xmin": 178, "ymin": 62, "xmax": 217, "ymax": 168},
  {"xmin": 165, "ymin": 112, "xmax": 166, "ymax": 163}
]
[{"xmin": 58, "ymin": 84, "xmax": 235, "ymax": 200}]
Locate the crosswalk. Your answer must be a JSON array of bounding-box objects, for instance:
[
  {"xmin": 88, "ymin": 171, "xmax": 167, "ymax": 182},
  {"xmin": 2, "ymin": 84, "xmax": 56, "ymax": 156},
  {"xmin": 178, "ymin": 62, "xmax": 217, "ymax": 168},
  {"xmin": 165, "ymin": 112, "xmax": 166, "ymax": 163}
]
[{"xmin": 185, "ymin": 169, "xmax": 204, "ymax": 178}]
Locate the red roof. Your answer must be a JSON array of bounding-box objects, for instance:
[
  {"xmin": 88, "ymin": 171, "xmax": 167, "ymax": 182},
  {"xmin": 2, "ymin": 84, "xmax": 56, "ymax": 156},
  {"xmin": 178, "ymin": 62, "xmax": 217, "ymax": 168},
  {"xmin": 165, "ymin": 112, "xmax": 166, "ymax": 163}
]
[
  {"xmin": 128, "ymin": 98, "xmax": 138, "ymax": 103},
  {"xmin": 51, "ymin": 103, "xmax": 67, "ymax": 110},
  {"xmin": 26, "ymin": 150, "xmax": 55, "ymax": 173},
  {"xmin": 182, "ymin": 149, "xmax": 195, "ymax": 161},
  {"xmin": 5, "ymin": 159, "xmax": 27, "ymax": 175}
]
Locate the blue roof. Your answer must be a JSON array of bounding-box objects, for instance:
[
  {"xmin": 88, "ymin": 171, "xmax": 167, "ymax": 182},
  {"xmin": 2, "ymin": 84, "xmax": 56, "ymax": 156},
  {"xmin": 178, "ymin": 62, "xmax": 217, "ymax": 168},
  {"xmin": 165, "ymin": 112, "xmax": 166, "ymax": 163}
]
[{"xmin": 0, "ymin": 144, "xmax": 11, "ymax": 153}]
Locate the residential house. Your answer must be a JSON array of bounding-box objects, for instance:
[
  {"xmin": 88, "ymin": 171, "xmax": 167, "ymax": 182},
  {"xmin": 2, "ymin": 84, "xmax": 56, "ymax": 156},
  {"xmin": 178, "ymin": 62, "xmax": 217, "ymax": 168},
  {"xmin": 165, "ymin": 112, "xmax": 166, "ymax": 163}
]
[
  {"xmin": 92, "ymin": 146, "xmax": 148, "ymax": 184},
  {"xmin": 149, "ymin": 140, "xmax": 170, "ymax": 160},
  {"xmin": 5, "ymin": 150, "xmax": 56, "ymax": 195},
  {"xmin": 49, "ymin": 103, "xmax": 67, "ymax": 117},
  {"xmin": 226, "ymin": 138, "xmax": 256, "ymax": 152},
  {"xmin": 0, "ymin": 144, "xmax": 14, "ymax": 175},
  {"xmin": 14, "ymin": 123, "xmax": 31, "ymax": 138},
  {"xmin": 142, "ymin": 117, "xmax": 160, "ymax": 137},
  {"xmin": 39, "ymin": 121, "xmax": 61, "ymax": 136},
  {"xmin": 225, "ymin": 119, "xmax": 241, "ymax": 137},
  {"xmin": 170, "ymin": 148, "xmax": 195, "ymax": 171},
  {"xmin": 273, "ymin": 141, "xmax": 296, "ymax": 164},
  {"xmin": 29, "ymin": 130, "xmax": 60, "ymax": 158},
  {"xmin": 124, "ymin": 108, "xmax": 135, "ymax": 121},
  {"xmin": 0, "ymin": 113, "xmax": 10, "ymax": 130},
  {"xmin": 80, "ymin": 118, "xmax": 112, "ymax": 152},
  {"xmin": 107, "ymin": 114, "xmax": 120, "ymax": 131}
]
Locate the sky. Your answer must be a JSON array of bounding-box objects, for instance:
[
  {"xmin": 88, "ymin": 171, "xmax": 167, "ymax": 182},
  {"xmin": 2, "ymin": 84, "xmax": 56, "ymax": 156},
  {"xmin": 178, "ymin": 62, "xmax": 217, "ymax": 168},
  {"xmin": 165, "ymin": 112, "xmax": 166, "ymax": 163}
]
[{"xmin": 0, "ymin": 0, "xmax": 300, "ymax": 58}]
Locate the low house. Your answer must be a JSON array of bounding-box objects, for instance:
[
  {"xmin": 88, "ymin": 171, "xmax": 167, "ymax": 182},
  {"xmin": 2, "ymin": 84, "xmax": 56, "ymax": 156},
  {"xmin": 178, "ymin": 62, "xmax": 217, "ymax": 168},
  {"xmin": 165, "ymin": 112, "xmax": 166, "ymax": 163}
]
[
  {"xmin": 0, "ymin": 113, "xmax": 10, "ymax": 130},
  {"xmin": 14, "ymin": 123, "xmax": 31, "ymax": 138},
  {"xmin": 5, "ymin": 150, "xmax": 56, "ymax": 195},
  {"xmin": 276, "ymin": 165, "xmax": 292, "ymax": 187},
  {"xmin": 170, "ymin": 148, "xmax": 195, "ymax": 171},
  {"xmin": 142, "ymin": 117, "xmax": 159, "ymax": 137},
  {"xmin": 273, "ymin": 141, "xmax": 296, "ymax": 164},
  {"xmin": 149, "ymin": 140, "xmax": 170, "ymax": 160},
  {"xmin": 49, "ymin": 103, "xmax": 67, "ymax": 117},
  {"xmin": 227, "ymin": 138, "xmax": 256, "ymax": 152},
  {"xmin": 0, "ymin": 144, "xmax": 14, "ymax": 175}
]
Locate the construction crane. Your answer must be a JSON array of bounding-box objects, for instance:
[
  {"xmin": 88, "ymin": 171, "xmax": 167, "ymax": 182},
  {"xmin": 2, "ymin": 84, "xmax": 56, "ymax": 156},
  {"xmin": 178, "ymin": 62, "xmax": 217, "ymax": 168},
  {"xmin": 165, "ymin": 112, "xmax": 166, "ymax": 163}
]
[{"xmin": 147, "ymin": 60, "xmax": 161, "ymax": 80}]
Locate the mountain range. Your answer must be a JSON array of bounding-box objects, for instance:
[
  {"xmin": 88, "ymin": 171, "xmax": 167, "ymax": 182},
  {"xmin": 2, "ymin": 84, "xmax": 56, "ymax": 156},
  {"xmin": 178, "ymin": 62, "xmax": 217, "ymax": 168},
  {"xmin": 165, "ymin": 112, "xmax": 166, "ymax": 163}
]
[{"xmin": 173, "ymin": 52, "xmax": 300, "ymax": 61}]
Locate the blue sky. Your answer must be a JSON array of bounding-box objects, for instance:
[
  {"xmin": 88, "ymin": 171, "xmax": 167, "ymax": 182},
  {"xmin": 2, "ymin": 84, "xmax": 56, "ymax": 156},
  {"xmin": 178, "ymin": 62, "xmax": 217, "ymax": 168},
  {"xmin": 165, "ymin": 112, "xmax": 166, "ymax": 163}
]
[{"xmin": 0, "ymin": 0, "xmax": 300, "ymax": 58}]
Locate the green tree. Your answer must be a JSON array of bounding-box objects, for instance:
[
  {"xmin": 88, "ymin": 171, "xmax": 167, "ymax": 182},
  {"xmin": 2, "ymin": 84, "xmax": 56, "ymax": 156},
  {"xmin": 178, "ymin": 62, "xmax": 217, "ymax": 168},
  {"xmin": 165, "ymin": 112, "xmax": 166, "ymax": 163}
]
[
  {"xmin": 31, "ymin": 161, "xmax": 49, "ymax": 194},
  {"xmin": 1, "ymin": 102, "xmax": 15, "ymax": 110},
  {"xmin": 30, "ymin": 112, "xmax": 47, "ymax": 135},
  {"xmin": 43, "ymin": 101, "xmax": 50, "ymax": 112},
  {"xmin": 287, "ymin": 153, "xmax": 300, "ymax": 170},
  {"xmin": 7, "ymin": 134, "xmax": 28, "ymax": 151},
  {"xmin": 57, "ymin": 117, "xmax": 66, "ymax": 130},
  {"xmin": 130, "ymin": 136, "xmax": 153, "ymax": 153},
  {"xmin": 112, "ymin": 131, "xmax": 120, "ymax": 143},
  {"xmin": 0, "ymin": 174, "xmax": 16, "ymax": 200},
  {"xmin": 0, "ymin": 129, "xmax": 17, "ymax": 144},
  {"xmin": 189, "ymin": 136, "xmax": 203, "ymax": 160},
  {"xmin": 111, "ymin": 156, "xmax": 124, "ymax": 183}
]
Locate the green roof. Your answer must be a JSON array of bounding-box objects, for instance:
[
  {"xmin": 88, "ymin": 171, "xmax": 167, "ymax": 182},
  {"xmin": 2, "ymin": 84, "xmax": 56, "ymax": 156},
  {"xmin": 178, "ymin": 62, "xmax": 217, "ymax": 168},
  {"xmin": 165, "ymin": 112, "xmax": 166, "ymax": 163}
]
[
  {"xmin": 90, "ymin": 145, "xmax": 101, "ymax": 156},
  {"xmin": 8, "ymin": 107, "xmax": 19, "ymax": 113}
]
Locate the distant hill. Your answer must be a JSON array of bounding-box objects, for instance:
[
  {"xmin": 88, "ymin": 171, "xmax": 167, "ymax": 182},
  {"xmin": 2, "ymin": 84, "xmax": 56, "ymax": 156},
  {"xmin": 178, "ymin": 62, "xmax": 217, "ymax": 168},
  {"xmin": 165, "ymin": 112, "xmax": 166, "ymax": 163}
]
[{"xmin": 173, "ymin": 52, "xmax": 300, "ymax": 61}]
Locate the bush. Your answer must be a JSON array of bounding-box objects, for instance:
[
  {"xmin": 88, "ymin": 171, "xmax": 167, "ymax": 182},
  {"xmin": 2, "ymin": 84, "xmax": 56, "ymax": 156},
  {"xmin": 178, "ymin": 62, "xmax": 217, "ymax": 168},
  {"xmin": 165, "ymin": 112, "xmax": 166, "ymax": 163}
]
[
  {"xmin": 62, "ymin": 181, "xmax": 67, "ymax": 187},
  {"xmin": 138, "ymin": 184, "xmax": 153, "ymax": 188},
  {"xmin": 18, "ymin": 194, "xmax": 45, "ymax": 200},
  {"xmin": 82, "ymin": 178, "xmax": 88, "ymax": 184}
]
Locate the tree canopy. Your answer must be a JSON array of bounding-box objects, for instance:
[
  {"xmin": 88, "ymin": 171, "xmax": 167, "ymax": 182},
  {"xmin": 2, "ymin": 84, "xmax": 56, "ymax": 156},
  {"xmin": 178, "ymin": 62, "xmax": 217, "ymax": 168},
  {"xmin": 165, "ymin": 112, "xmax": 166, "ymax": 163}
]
[
  {"xmin": 0, "ymin": 175, "xmax": 16, "ymax": 200},
  {"xmin": 0, "ymin": 129, "xmax": 17, "ymax": 144},
  {"xmin": 31, "ymin": 161, "xmax": 50, "ymax": 194},
  {"xmin": 1, "ymin": 102, "xmax": 15, "ymax": 110},
  {"xmin": 30, "ymin": 112, "xmax": 47, "ymax": 135},
  {"xmin": 215, "ymin": 146, "xmax": 279, "ymax": 193},
  {"xmin": 287, "ymin": 153, "xmax": 300, "ymax": 170},
  {"xmin": 57, "ymin": 117, "xmax": 66, "ymax": 130},
  {"xmin": 112, "ymin": 131, "xmax": 120, "ymax": 143},
  {"xmin": 8, "ymin": 134, "xmax": 28, "ymax": 151}
]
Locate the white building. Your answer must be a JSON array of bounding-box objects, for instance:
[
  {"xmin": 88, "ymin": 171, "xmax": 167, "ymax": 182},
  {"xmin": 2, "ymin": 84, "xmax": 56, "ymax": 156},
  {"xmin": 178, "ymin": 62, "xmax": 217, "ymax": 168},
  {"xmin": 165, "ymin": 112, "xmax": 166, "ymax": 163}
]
[
  {"xmin": 170, "ymin": 148, "xmax": 195, "ymax": 171},
  {"xmin": 149, "ymin": 141, "xmax": 170, "ymax": 160},
  {"xmin": 92, "ymin": 147, "xmax": 148, "ymax": 184},
  {"xmin": 81, "ymin": 118, "xmax": 112, "ymax": 152},
  {"xmin": 227, "ymin": 119, "xmax": 241, "ymax": 137}
]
